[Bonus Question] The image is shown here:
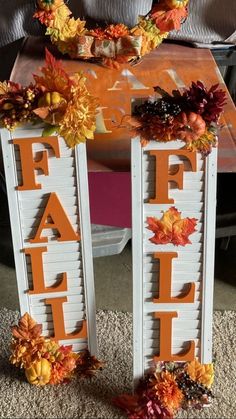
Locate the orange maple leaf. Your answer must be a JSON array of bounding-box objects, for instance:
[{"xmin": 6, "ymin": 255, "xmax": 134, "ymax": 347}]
[
  {"xmin": 151, "ymin": 4, "xmax": 188, "ymax": 31},
  {"xmin": 11, "ymin": 313, "xmax": 42, "ymax": 341},
  {"xmin": 147, "ymin": 207, "xmax": 197, "ymax": 246},
  {"xmin": 33, "ymin": 48, "xmax": 73, "ymax": 96}
]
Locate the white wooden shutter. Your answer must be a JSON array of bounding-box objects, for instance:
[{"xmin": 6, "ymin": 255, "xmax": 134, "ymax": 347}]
[
  {"xmin": 1, "ymin": 125, "xmax": 97, "ymax": 354},
  {"xmin": 132, "ymin": 137, "xmax": 217, "ymax": 383}
]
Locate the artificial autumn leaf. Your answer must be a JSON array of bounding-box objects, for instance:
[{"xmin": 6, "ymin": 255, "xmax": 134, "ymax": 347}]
[
  {"xmin": 11, "ymin": 313, "xmax": 42, "ymax": 341},
  {"xmin": 33, "ymin": 106, "xmax": 50, "ymax": 119},
  {"xmin": 147, "ymin": 215, "xmax": 172, "ymax": 245},
  {"xmin": 186, "ymin": 359, "xmax": 214, "ymax": 388},
  {"xmin": 42, "ymin": 124, "xmax": 58, "ymax": 136},
  {"xmin": 151, "ymin": 4, "xmax": 188, "ymax": 31},
  {"xmin": 147, "ymin": 207, "xmax": 197, "ymax": 246},
  {"xmin": 33, "ymin": 48, "xmax": 73, "ymax": 96},
  {"xmin": 76, "ymin": 350, "xmax": 104, "ymax": 377},
  {"xmin": 172, "ymin": 216, "xmax": 198, "ymax": 246}
]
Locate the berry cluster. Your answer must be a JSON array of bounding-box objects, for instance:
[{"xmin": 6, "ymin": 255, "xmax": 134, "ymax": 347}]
[
  {"xmin": 177, "ymin": 371, "xmax": 213, "ymax": 404},
  {"xmin": 135, "ymin": 98, "xmax": 182, "ymax": 121},
  {"xmin": 0, "ymin": 85, "xmax": 39, "ymax": 130}
]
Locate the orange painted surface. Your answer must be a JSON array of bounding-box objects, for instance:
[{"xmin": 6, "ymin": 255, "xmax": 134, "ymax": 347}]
[
  {"xmin": 25, "ymin": 246, "xmax": 68, "ymax": 295},
  {"xmin": 45, "ymin": 297, "xmax": 87, "ymax": 341},
  {"xmin": 13, "ymin": 136, "xmax": 60, "ymax": 190},
  {"xmin": 148, "ymin": 149, "xmax": 197, "ymax": 204},
  {"xmin": 11, "ymin": 37, "xmax": 236, "ymax": 172},
  {"xmin": 30, "ymin": 192, "xmax": 80, "ymax": 243},
  {"xmin": 153, "ymin": 311, "xmax": 195, "ymax": 362},
  {"xmin": 152, "ymin": 252, "xmax": 195, "ymax": 304}
]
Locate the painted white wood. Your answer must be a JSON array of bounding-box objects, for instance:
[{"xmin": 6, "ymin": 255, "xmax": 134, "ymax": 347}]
[
  {"xmin": 1, "ymin": 127, "xmax": 97, "ymax": 355},
  {"xmin": 1, "ymin": 129, "xmax": 30, "ymax": 314},
  {"xmin": 75, "ymin": 143, "xmax": 97, "ymax": 355},
  {"xmin": 132, "ymin": 136, "xmax": 217, "ymax": 382},
  {"xmin": 201, "ymin": 147, "xmax": 217, "ymax": 363},
  {"xmin": 132, "ymin": 137, "xmax": 144, "ymax": 388}
]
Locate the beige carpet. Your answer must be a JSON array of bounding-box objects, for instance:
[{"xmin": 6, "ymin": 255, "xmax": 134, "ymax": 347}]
[{"xmin": 0, "ymin": 309, "xmax": 235, "ymax": 419}]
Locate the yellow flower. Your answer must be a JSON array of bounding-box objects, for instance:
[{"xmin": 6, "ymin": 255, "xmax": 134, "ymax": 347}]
[
  {"xmin": 10, "ymin": 336, "xmax": 48, "ymax": 369},
  {"xmin": 187, "ymin": 359, "xmax": 214, "ymax": 388},
  {"xmin": 132, "ymin": 18, "xmax": 168, "ymax": 55},
  {"xmin": 58, "ymin": 75, "xmax": 98, "ymax": 147},
  {"xmin": 185, "ymin": 130, "xmax": 217, "ymax": 155},
  {"xmin": 53, "ymin": 2, "xmax": 71, "ymax": 28}
]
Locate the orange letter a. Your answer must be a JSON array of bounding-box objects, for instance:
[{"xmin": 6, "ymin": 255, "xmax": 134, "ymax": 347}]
[{"xmin": 30, "ymin": 193, "xmax": 80, "ymax": 243}]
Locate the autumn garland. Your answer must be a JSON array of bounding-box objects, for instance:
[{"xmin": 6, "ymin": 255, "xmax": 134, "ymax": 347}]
[
  {"xmin": 128, "ymin": 81, "xmax": 227, "ymax": 155},
  {"xmin": 10, "ymin": 313, "xmax": 103, "ymax": 386},
  {"xmin": 0, "ymin": 49, "xmax": 98, "ymax": 148},
  {"xmin": 34, "ymin": 0, "xmax": 189, "ymax": 69}
]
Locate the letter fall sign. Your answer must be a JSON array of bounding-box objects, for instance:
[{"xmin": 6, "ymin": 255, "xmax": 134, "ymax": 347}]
[
  {"xmin": 132, "ymin": 138, "xmax": 217, "ymax": 383},
  {"xmin": 1, "ymin": 127, "xmax": 97, "ymax": 354}
]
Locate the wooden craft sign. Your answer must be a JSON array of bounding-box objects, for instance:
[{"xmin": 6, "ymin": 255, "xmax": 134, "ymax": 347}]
[
  {"xmin": 1, "ymin": 126, "xmax": 97, "ymax": 354},
  {"xmin": 132, "ymin": 138, "xmax": 217, "ymax": 383}
]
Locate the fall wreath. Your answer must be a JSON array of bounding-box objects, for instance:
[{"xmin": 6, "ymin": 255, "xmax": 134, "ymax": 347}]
[{"xmin": 34, "ymin": 0, "xmax": 189, "ymax": 68}]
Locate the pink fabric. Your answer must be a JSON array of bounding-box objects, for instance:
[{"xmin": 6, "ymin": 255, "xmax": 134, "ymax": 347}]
[{"xmin": 88, "ymin": 172, "xmax": 131, "ymax": 228}]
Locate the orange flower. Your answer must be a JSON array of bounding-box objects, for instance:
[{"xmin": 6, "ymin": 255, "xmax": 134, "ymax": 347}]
[
  {"xmin": 10, "ymin": 336, "xmax": 46, "ymax": 369},
  {"xmin": 89, "ymin": 27, "xmax": 107, "ymax": 40},
  {"xmin": 151, "ymin": 2, "xmax": 188, "ymax": 31},
  {"xmin": 187, "ymin": 359, "xmax": 214, "ymax": 388},
  {"xmin": 147, "ymin": 207, "xmax": 197, "ymax": 246},
  {"xmin": 105, "ymin": 24, "xmax": 129, "ymax": 39},
  {"xmin": 154, "ymin": 371, "xmax": 183, "ymax": 413},
  {"xmin": 127, "ymin": 114, "xmax": 177, "ymax": 145},
  {"xmin": 49, "ymin": 353, "xmax": 77, "ymax": 384},
  {"xmin": 102, "ymin": 55, "xmax": 130, "ymax": 69},
  {"xmin": 33, "ymin": 10, "xmax": 56, "ymax": 27}
]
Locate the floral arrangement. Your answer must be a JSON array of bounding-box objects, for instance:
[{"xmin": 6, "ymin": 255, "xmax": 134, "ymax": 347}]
[
  {"xmin": 34, "ymin": 0, "xmax": 189, "ymax": 68},
  {"xmin": 147, "ymin": 207, "xmax": 197, "ymax": 246},
  {"xmin": 114, "ymin": 359, "xmax": 214, "ymax": 419},
  {"xmin": 0, "ymin": 49, "xmax": 98, "ymax": 148},
  {"xmin": 10, "ymin": 313, "xmax": 102, "ymax": 386},
  {"xmin": 128, "ymin": 81, "xmax": 227, "ymax": 155}
]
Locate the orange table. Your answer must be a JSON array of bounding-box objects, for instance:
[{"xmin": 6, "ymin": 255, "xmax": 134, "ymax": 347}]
[
  {"xmin": 10, "ymin": 37, "xmax": 236, "ymax": 229},
  {"xmin": 11, "ymin": 36, "xmax": 236, "ymax": 173}
]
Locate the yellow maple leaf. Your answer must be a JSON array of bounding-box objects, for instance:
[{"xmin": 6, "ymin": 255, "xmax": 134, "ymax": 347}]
[
  {"xmin": 53, "ymin": 3, "xmax": 71, "ymax": 30},
  {"xmin": 187, "ymin": 359, "xmax": 214, "ymax": 388}
]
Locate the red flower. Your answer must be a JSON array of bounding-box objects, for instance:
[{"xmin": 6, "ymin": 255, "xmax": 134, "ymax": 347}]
[
  {"xmin": 114, "ymin": 390, "xmax": 173, "ymax": 419},
  {"xmin": 183, "ymin": 81, "xmax": 227, "ymax": 123}
]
